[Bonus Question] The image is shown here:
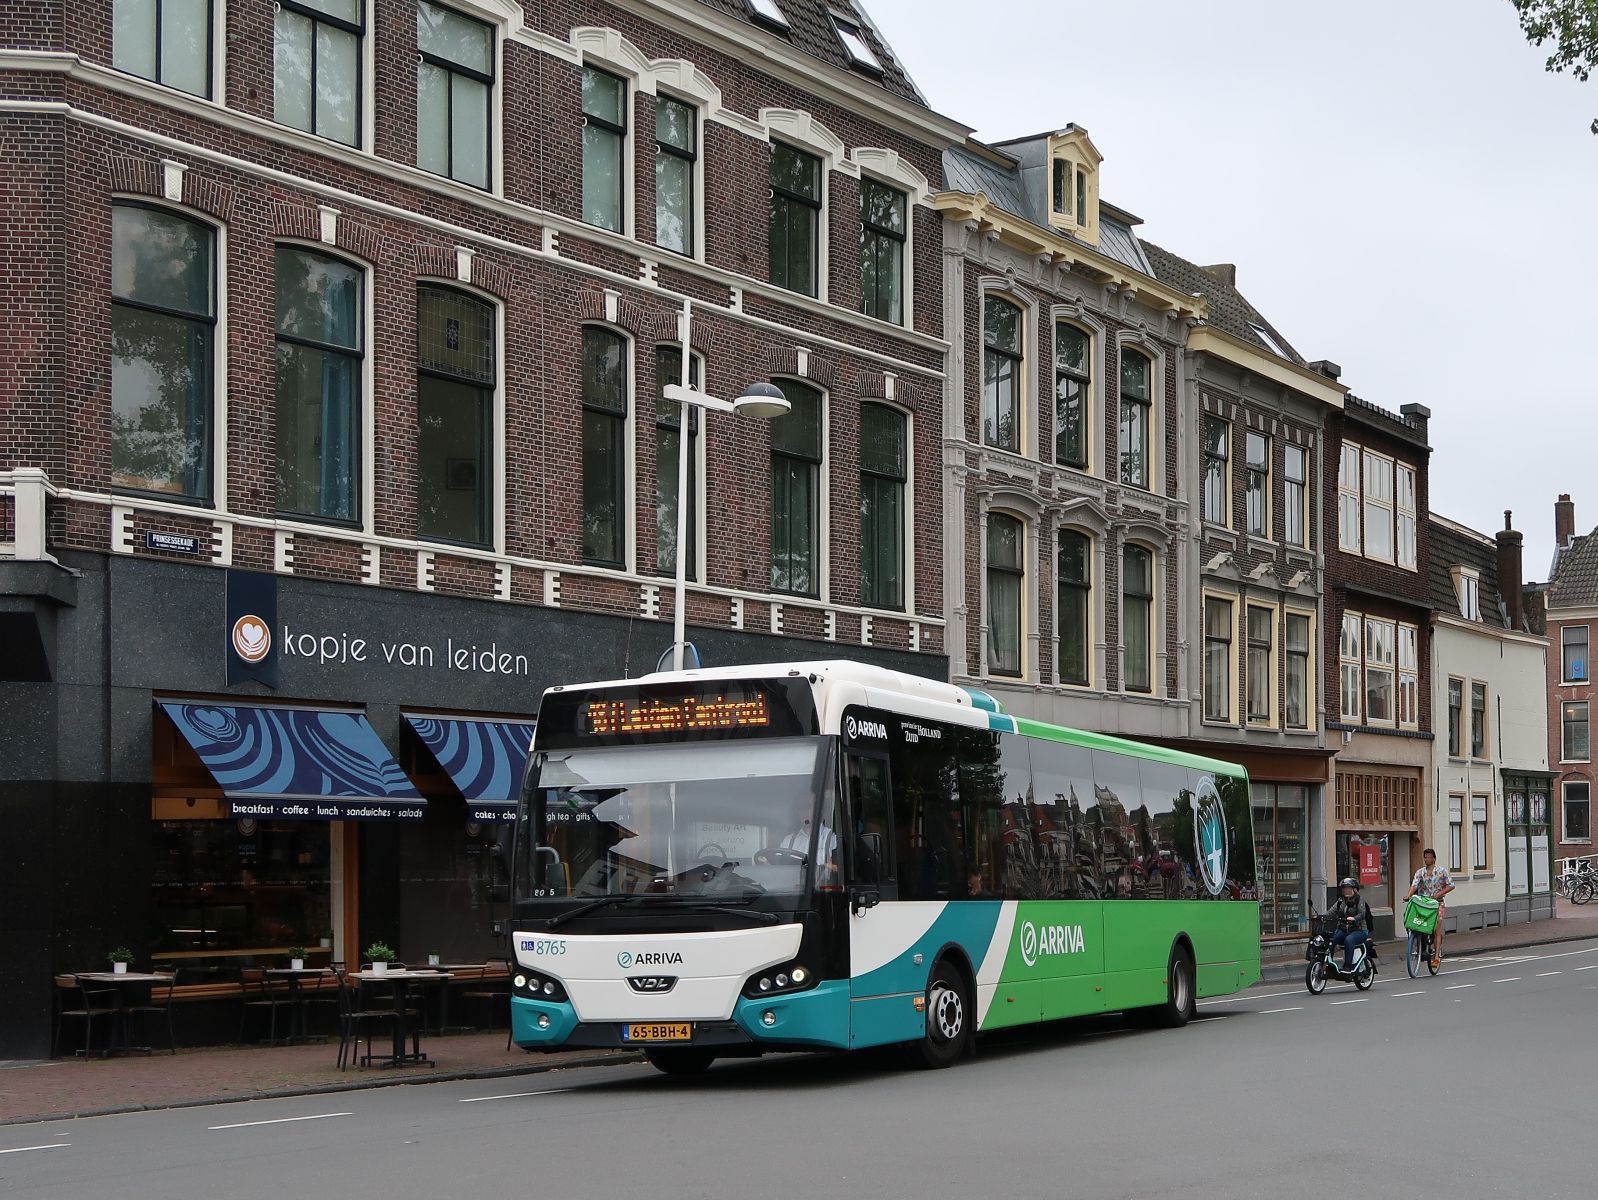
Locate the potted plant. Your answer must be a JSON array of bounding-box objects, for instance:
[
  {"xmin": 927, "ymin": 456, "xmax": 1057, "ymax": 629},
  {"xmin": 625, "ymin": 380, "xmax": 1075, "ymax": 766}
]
[
  {"xmin": 107, "ymin": 947, "xmax": 134, "ymax": 976},
  {"xmin": 365, "ymin": 942, "xmax": 397, "ymax": 975},
  {"xmin": 317, "ymin": 928, "xmax": 333, "ymax": 950},
  {"xmin": 287, "ymin": 946, "xmax": 306, "ymax": 971}
]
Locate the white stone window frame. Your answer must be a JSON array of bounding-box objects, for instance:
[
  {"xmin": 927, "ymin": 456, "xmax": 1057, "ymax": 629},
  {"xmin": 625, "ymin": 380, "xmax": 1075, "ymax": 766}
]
[
  {"xmin": 653, "ymin": 341, "xmax": 707, "ymax": 583},
  {"xmin": 1201, "ymin": 587, "xmax": 1238, "ymax": 725},
  {"xmin": 271, "ymin": 0, "xmax": 374, "ymax": 154},
  {"xmin": 273, "ymin": 236, "xmax": 378, "ymax": 538},
  {"xmin": 979, "ymin": 491, "xmax": 1042, "ymax": 683},
  {"xmin": 577, "ymin": 318, "xmax": 638, "ymax": 573},
  {"xmin": 1283, "ymin": 604, "xmax": 1317, "ymax": 731},
  {"xmin": 419, "ymin": 0, "xmax": 509, "ymax": 196},
  {"xmin": 1245, "ymin": 600, "xmax": 1278, "ymax": 729},
  {"xmin": 1114, "ymin": 331, "xmax": 1167, "ymax": 495},
  {"xmin": 1051, "ymin": 498, "xmax": 1108, "ymax": 690},
  {"xmin": 1049, "ymin": 304, "xmax": 1105, "ymax": 479},
  {"xmin": 109, "ymin": 195, "xmax": 230, "ymax": 515},
  {"xmin": 416, "ymin": 277, "xmax": 508, "ymax": 556},
  {"xmin": 1119, "ymin": 524, "xmax": 1169, "ymax": 696},
  {"xmin": 849, "ymin": 147, "xmax": 928, "ymax": 331},
  {"xmin": 762, "ymin": 108, "xmax": 850, "ymax": 306},
  {"xmin": 976, "ymin": 280, "xmax": 1037, "ymax": 461},
  {"xmin": 768, "ymin": 374, "xmax": 831, "ymax": 603},
  {"xmin": 856, "ymin": 394, "xmax": 916, "ymax": 616},
  {"xmin": 110, "ymin": 0, "xmax": 228, "ymax": 103}
]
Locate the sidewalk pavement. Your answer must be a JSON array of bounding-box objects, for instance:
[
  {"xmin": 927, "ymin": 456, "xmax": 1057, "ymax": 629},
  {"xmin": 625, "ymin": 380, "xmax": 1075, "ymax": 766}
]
[
  {"xmin": 1260, "ymin": 900, "xmax": 1598, "ymax": 982},
  {"xmin": 0, "ymin": 1032, "xmax": 638, "ymax": 1127}
]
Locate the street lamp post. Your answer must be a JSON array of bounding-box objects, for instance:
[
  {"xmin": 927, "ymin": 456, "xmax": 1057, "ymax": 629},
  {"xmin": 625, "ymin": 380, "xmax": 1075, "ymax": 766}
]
[{"xmin": 661, "ymin": 298, "xmax": 791, "ymax": 672}]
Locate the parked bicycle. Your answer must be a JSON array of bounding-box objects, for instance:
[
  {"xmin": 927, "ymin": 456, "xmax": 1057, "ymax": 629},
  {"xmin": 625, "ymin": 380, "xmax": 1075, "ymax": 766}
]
[
  {"xmin": 1403, "ymin": 894, "xmax": 1442, "ymax": 978},
  {"xmin": 1555, "ymin": 856, "xmax": 1598, "ymax": 903}
]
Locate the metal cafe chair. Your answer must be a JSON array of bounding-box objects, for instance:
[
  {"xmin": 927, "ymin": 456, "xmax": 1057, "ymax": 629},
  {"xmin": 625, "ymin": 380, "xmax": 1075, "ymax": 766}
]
[
  {"xmin": 52, "ymin": 975, "xmax": 118, "ymax": 1059},
  {"xmin": 459, "ymin": 960, "xmax": 512, "ymax": 1031},
  {"xmin": 336, "ymin": 973, "xmax": 402, "ymax": 1070},
  {"xmin": 123, "ymin": 969, "xmax": 180, "ymax": 1054},
  {"xmin": 238, "ymin": 967, "xmax": 292, "ymax": 1044}
]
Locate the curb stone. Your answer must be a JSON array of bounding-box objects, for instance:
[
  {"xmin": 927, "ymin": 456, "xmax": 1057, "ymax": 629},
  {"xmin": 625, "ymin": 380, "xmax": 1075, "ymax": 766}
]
[
  {"xmin": 0, "ymin": 1050, "xmax": 642, "ymax": 1128},
  {"xmin": 1258, "ymin": 925, "xmax": 1598, "ymax": 983}
]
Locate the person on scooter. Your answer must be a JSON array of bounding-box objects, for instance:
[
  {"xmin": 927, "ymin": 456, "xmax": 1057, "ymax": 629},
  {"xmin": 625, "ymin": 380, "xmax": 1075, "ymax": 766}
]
[{"xmin": 1329, "ymin": 877, "xmax": 1375, "ymax": 972}]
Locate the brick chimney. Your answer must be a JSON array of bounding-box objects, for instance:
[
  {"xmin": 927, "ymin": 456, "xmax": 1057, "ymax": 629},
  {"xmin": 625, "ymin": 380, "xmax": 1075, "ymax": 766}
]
[
  {"xmin": 1556, "ymin": 494, "xmax": 1576, "ymax": 548},
  {"xmin": 1399, "ymin": 402, "xmax": 1430, "ymax": 440},
  {"xmin": 1201, "ymin": 263, "xmax": 1237, "ymax": 288},
  {"xmin": 1496, "ymin": 510, "xmax": 1524, "ymax": 630}
]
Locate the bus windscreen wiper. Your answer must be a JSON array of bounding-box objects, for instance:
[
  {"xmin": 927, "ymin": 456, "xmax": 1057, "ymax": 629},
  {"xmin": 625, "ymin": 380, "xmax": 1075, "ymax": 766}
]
[{"xmin": 546, "ymin": 894, "xmax": 647, "ymax": 929}]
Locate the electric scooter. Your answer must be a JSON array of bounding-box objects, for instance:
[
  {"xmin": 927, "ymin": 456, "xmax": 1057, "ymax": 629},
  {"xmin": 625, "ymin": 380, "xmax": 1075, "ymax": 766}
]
[{"xmin": 1304, "ymin": 909, "xmax": 1377, "ymax": 995}]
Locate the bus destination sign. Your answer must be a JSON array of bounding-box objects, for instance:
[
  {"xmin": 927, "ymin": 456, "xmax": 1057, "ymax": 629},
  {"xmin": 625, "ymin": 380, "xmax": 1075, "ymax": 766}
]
[
  {"xmin": 584, "ymin": 693, "xmax": 771, "ymax": 736},
  {"xmin": 536, "ymin": 677, "xmax": 817, "ymax": 748}
]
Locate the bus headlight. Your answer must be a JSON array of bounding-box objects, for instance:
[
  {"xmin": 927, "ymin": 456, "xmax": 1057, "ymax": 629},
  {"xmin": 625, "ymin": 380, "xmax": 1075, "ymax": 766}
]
[
  {"xmin": 513, "ymin": 970, "xmax": 567, "ymax": 1002},
  {"xmin": 742, "ymin": 962, "xmax": 817, "ymax": 999}
]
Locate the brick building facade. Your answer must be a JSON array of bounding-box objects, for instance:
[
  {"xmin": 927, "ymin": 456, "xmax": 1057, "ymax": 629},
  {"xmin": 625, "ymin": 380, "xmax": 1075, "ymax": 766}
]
[{"xmin": 0, "ymin": 0, "xmax": 965, "ymax": 1056}]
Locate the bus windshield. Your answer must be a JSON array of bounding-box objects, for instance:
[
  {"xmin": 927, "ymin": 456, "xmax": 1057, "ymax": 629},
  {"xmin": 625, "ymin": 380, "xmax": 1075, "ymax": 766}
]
[{"xmin": 518, "ymin": 737, "xmax": 835, "ymax": 906}]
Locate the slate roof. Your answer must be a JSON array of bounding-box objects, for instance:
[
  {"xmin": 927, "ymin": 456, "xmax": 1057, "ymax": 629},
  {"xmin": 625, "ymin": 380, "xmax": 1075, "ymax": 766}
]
[
  {"xmin": 1141, "ymin": 241, "xmax": 1306, "ymax": 366},
  {"xmin": 940, "ymin": 144, "xmax": 1153, "ymax": 275},
  {"xmin": 1428, "ymin": 517, "xmax": 1509, "ymax": 629},
  {"xmin": 695, "ymin": 0, "xmax": 926, "ymax": 105},
  {"xmin": 1548, "ymin": 528, "xmax": 1598, "ymax": 609}
]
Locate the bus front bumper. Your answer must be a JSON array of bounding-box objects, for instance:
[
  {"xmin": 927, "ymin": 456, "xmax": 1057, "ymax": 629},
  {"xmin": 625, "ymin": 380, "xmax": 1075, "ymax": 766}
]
[{"xmin": 510, "ymin": 981, "xmax": 852, "ymax": 1052}]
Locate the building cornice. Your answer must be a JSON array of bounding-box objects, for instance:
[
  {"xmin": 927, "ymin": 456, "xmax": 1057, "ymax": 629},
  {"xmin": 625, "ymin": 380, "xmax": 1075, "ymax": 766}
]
[
  {"xmin": 1432, "ymin": 611, "xmax": 1548, "ymax": 648},
  {"xmin": 931, "ymin": 190, "xmax": 1207, "ymax": 320},
  {"xmin": 1186, "ymin": 326, "xmax": 1346, "ymax": 409}
]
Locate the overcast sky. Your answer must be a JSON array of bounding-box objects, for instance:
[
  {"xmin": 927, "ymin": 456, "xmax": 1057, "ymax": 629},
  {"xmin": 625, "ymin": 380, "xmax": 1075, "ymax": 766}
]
[{"xmin": 867, "ymin": 0, "xmax": 1598, "ymax": 580}]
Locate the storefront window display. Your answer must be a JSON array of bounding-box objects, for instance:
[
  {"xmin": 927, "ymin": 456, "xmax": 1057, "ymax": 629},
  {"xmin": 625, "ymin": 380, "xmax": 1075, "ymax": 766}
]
[
  {"xmin": 1335, "ymin": 831, "xmax": 1392, "ymax": 908},
  {"xmin": 1506, "ymin": 778, "xmax": 1553, "ymax": 898},
  {"xmin": 1252, "ymin": 783, "xmax": 1309, "ymax": 935}
]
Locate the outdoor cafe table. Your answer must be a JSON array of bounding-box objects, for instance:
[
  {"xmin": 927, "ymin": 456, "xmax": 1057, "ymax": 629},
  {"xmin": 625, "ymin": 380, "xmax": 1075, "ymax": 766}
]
[
  {"xmin": 264, "ymin": 968, "xmax": 334, "ymax": 1044},
  {"xmin": 351, "ymin": 970, "xmax": 452, "ymax": 1067},
  {"xmin": 75, "ymin": 972, "xmax": 169, "ymax": 1055}
]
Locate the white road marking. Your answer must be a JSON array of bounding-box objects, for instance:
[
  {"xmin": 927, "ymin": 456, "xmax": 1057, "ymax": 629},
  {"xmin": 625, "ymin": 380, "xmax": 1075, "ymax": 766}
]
[
  {"xmin": 1392, "ymin": 991, "xmax": 1425, "ymax": 997},
  {"xmin": 1260, "ymin": 1007, "xmax": 1302, "ymax": 1014},
  {"xmin": 208, "ymin": 1112, "xmax": 351, "ymax": 1131},
  {"xmin": 1493, "ymin": 977, "xmax": 1522, "ymax": 983},
  {"xmin": 1200, "ymin": 988, "xmax": 1303, "ymax": 1006},
  {"xmin": 1537, "ymin": 971, "xmax": 1562, "ymax": 977},
  {"xmin": 0, "ymin": 1145, "xmax": 68, "ymax": 1156},
  {"xmin": 458, "ymin": 1088, "xmax": 570, "ymax": 1104},
  {"xmin": 1445, "ymin": 984, "xmax": 1474, "ymax": 990},
  {"xmin": 1577, "ymin": 965, "xmax": 1598, "ymax": 971},
  {"xmin": 1330, "ymin": 998, "xmax": 1369, "ymax": 1005}
]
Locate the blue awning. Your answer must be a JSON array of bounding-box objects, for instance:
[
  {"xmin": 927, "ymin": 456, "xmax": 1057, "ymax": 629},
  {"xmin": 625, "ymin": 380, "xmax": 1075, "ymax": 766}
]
[
  {"xmin": 405, "ymin": 714, "xmax": 535, "ymax": 823},
  {"xmin": 158, "ymin": 701, "xmax": 425, "ymax": 821}
]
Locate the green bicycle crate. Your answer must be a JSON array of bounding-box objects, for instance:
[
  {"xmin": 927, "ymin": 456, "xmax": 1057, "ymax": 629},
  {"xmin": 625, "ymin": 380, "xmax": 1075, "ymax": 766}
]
[{"xmin": 1404, "ymin": 894, "xmax": 1440, "ymax": 934}]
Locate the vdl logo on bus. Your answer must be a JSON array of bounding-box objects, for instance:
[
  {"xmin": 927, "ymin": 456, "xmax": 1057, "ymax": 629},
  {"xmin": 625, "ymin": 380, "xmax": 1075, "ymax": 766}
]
[
  {"xmin": 1018, "ymin": 919, "xmax": 1085, "ymax": 967},
  {"xmin": 1194, "ymin": 775, "xmax": 1229, "ymax": 897}
]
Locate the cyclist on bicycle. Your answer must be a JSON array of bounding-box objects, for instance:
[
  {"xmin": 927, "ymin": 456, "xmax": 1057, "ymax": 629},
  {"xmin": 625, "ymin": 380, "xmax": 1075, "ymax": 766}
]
[
  {"xmin": 1406, "ymin": 848, "xmax": 1454, "ymax": 969},
  {"xmin": 1329, "ymin": 877, "xmax": 1375, "ymax": 972}
]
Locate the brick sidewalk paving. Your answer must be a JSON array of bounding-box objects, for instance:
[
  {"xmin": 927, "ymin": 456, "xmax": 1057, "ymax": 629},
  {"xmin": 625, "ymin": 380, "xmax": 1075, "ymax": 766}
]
[{"xmin": 0, "ymin": 1032, "xmax": 634, "ymax": 1127}]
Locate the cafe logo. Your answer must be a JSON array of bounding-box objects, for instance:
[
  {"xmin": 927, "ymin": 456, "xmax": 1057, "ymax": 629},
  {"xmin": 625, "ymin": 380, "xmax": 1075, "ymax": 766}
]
[{"xmin": 231, "ymin": 615, "xmax": 272, "ymax": 664}]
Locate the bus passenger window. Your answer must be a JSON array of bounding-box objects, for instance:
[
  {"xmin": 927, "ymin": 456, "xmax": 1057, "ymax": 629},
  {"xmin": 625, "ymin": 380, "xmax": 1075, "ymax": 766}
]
[{"xmin": 846, "ymin": 754, "xmax": 895, "ymax": 886}]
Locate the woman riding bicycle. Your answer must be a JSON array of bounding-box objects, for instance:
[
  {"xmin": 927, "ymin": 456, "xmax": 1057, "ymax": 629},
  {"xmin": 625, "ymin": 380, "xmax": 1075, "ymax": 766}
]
[{"xmin": 1406, "ymin": 848, "xmax": 1455, "ymax": 969}]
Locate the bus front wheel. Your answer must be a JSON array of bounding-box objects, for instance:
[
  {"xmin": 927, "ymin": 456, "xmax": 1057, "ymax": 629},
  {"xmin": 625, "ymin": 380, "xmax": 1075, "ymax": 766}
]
[
  {"xmin": 911, "ymin": 958, "xmax": 972, "ymax": 1069},
  {"xmin": 644, "ymin": 1048, "xmax": 715, "ymax": 1076},
  {"xmin": 1153, "ymin": 947, "xmax": 1196, "ymax": 1028}
]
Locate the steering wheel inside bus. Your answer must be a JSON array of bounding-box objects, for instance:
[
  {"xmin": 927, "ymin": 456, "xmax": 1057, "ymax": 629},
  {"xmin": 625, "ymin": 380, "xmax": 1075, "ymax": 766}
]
[{"xmin": 753, "ymin": 847, "xmax": 808, "ymax": 866}]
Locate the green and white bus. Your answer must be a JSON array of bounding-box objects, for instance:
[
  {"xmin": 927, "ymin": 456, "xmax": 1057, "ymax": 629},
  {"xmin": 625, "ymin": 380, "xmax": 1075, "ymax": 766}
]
[{"xmin": 509, "ymin": 661, "xmax": 1260, "ymax": 1072}]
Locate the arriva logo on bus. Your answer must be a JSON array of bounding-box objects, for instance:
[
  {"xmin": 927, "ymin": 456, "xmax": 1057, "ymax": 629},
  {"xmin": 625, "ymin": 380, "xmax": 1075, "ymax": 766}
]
[{"xmin": 1018, "ymin": 919, "xmax": 1086, "ymax": 967}]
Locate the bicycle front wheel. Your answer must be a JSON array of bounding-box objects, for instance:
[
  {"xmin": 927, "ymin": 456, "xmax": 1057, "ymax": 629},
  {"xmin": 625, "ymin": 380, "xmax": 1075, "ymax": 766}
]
[
  {"xmin": 1573, "ymin": 880, "xmax": 1595, "ymax": 905},
  {"xmin": 1406, "ymin": 932, "xmax": 1422, "ymax": 979}
]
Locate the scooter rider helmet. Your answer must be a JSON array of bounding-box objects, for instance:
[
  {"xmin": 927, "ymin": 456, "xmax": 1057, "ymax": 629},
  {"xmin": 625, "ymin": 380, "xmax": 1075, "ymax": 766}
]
[{"xmin": 1339, "ymin": 877, "xmax": 1360, "ymax": 892}]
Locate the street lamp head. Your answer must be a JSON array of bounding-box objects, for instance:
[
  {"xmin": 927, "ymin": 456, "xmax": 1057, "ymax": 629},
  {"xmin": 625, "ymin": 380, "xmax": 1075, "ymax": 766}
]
[{"xmin": 732, "ymin": 381, "xmax": 791, "ymax": 421}]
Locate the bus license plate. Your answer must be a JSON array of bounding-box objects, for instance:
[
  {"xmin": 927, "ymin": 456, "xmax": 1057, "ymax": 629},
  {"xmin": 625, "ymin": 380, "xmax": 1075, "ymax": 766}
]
[{"xmin": 623, "ymin": 1023, "xmax": 692, "ymax": 1042}]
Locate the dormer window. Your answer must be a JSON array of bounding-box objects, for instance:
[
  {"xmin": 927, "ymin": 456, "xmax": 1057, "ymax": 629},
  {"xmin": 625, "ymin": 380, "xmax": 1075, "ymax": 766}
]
[
  {"xmin": 749, "ymin": 0, "xmax": 789, "ymax": 30},
  {"xmin": 1052, "ymin": 159, "xmax": 1070, "ymax": 218},
  {"xmin": 831, "ymin": 14, "xmax": 882, "ymax": 72},
  {"xmin": 1452, "ymin": 567, "xmax": 1481, "ymax": 621},
  {"xmin": 1045, "ymin": 127, "xmax": 1101, "ymax": 246}
]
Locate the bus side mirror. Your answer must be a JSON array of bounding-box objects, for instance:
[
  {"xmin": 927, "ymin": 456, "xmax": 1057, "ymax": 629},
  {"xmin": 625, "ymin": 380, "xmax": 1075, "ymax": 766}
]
[{"xmin": 849, "ymin": 886, "xmax": 881, "ymax": 916}]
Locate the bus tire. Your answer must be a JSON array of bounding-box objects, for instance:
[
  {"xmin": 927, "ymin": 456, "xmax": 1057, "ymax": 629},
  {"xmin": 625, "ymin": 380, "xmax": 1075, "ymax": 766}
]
[
  {"xmin": 911, "ymin": 957, "xmax": 972, "ymax": 1069},
  {"xmin": 644, "ymin": 1048, "xmax": 715, "ymax": 1076},
  {"xmin": 1153, "ymin": 947, "xmax": 1196, "ymax": 1028}
]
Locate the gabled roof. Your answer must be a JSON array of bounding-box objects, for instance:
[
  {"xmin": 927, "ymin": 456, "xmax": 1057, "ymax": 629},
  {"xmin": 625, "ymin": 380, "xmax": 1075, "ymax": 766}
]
[
  {"xmin": 694, "ymin": 0, "xmax": 927, "ymax": 105},
  {"xmin": 1140, "ymin": 241, "xmax": 1304, "ymax": 366},
  {"xmin": 1548, "ymin": 528, "xmax": 1598, "ymax": 609},
  {"xmin": 1428, "ymin": 516, "xmax": 1508, "ymax": 629}
]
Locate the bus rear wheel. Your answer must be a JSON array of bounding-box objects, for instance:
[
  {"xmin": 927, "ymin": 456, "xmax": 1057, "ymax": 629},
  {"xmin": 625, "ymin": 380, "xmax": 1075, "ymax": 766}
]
[
  {"xmin": 1153, "ymin": 948, "xmax": 1196, "ymax": 1028},
  {"xmin": 644, "ymin": 1048, "xmax": 715, "ymax": 1076},
  {"xmin": 911, "ymin": 958, "xmax": 972, "ymax": 1069}
]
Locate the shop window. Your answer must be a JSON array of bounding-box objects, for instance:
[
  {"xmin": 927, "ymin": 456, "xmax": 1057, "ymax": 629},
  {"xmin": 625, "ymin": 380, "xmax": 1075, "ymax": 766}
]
[
  {"xmin": 1057, "ymin": 529, "xmax": 1091, "ymax": 686},
  {"xmin": 275, "ymin": 247, "xmax": 362, "ymax": 524},
  {"xmin": 770, "ymin": 381, "xmax": 823, "ymax": 595},
  {"xmin": 416, "ymin": 285, "xmax": 494, "ymax": 546},
  {"xmin": 654, "ymin": 346, "xmax": 699, "ymax": 580},
  {"xmin": 113, "ymin": 0, "xmax": 212, "ymax": 97},
  {"xmin": 582, "ymin": 66, "xmax": 627, "ymax": 233},
  {"xmin": 275, "ymin": 0, "xmax": 362, "ymax": 146},
  {"xmin": 416, "ymin": 1, "xmax": 493, "ymax": 190},
  {"xmin": 859, "ymin": 403, "xmax": 907, "ymax": 610},
  {"xmin": 859, "ymin": 178, "xmax": 906, "ymax": 324},
  {"xmin": 986, "ymin": 512, "xmax": 1024, "ymax": 677},
  {"xmin": 655, "ymin": 94, "xmax": 695, "ymax": 255},
  {"xmin": 111, "ymin": 204, "xmax": 217, "ymax": 502},
  {"xmin": 580, "ymin": 326, "xmax": 629, "ymax": 567},
  {"xmin": 1252, "ymin": 783, "xmax": 1308, "ymax": 935},
  {"xmin": 1335, "ymin": 830, "xmax": 1391, "ymax": 909}
]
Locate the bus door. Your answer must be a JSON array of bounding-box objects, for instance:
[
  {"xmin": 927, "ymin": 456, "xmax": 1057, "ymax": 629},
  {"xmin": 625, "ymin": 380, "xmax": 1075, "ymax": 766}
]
[{"xmin": 841, "ymin": 746, "xmax": 922, "ymax": 1048}]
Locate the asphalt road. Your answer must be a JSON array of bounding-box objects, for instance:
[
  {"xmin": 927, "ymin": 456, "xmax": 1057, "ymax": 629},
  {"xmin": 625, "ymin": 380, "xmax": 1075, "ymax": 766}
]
[{"xmin": 5, "ymin": 937, "xmax": 1596, "ymax": 1200}]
